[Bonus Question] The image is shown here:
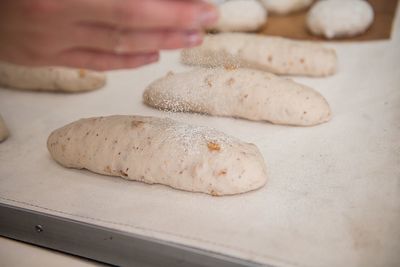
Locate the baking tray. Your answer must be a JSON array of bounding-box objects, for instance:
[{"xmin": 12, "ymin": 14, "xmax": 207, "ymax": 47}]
[
  {"xmin": 261, "ymin": 0, "xmax": 399, "ymax": 41},
  {"xmin": 0, "ymin": 5, "xmax": 400, "ymax": 266},
  {"xmin": 0, "ymin": 203, "xmax": 261, "ymax": 267}
]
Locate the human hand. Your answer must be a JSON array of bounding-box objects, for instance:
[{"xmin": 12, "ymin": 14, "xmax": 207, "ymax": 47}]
[{"xmin": 0, "ymin": 0, "xmax": 218, "ymax": 70}]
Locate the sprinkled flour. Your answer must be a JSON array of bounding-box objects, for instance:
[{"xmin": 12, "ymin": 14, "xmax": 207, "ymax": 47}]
[{"xmin": 154, "ymin": 118, "xmax": 234, "ymax": 155}]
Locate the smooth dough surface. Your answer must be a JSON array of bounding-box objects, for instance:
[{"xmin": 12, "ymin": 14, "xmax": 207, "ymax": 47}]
[
  {"xmin": 307, "ymin": 0, "xmax": 374, "ymax": 39},
  {"xmin": 47, "ymin": 115, "xmax": 267, "ymax": 196},
  {"xmin": 181, "ymin": 33, "xmax": 337, "ymax": 77},
  {"xmin": 143, "ymin": 67, "xmax": 332, "ymax": 126},
  {"xmin": 210, "ymin": 0, "xmax": 267, "ymax": 32},
  {"xmin": 260, "ymin": 0, "xmax": 313, "ymax": 14},
  {"xmin": 0, "ymin": 61, "xmax": 106, "ymax": 92},
  {"xmin": 0, "ymin": 115, "xmax": 9, "ymax": 142}
]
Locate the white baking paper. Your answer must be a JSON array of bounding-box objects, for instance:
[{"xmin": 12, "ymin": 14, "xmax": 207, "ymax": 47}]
[{"xmin": 1, "ymin": 5, "xmax": 399, "ymax": 267}]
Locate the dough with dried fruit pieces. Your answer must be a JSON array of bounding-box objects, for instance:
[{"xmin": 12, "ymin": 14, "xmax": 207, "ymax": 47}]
[{"xmin": 47, "ymin": 115, "xmax": 267, "ymax": 196}]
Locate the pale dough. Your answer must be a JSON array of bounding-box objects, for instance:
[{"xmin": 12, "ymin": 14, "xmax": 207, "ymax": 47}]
[
  {"xmin": 307, "ymin": 0, "xmax": 374, "ymax": 39},
  {"xmin": 181, "ymin": 33, "xmax": 337, "ymax": 77},
  {"xmin": 47, "ymin": 115, "xmax": 267, "ymax": 196},
  {"xmin": 210, "ymin": 0, "xmax": 267, "ymax": 32},
  {"xmin": 143, "ymin": 67, "xmax": 332, "ymax": 126},
  {"xmin": 0, "ymin": 115, "xmax": 9, "ymax": 142},
  {"xmin": 260, "ymin": 0, "xmax": 314, "ymax": 14},
  {"xmin": 0, "ymin": 61, "xmax": 106, "ymax": 92}
]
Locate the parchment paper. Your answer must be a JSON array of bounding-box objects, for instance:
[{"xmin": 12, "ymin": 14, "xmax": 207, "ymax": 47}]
[{"xmin": 1, "ymin": 5, "xmax": 399, "ymax": 267}]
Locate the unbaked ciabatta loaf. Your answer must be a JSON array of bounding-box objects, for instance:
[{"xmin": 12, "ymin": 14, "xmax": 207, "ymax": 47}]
[
  {"xmin": 210, "ymin": 0, "xmax": 267, "ymax": 32},
  {"xmin": 307, "ymin": 0, "xmax": 374, "ymax": 39},
  {"xmin": 0, "ymin": 61, "xmax": 106, "ymax": 92},
  {"xmin": 47, "ymin": 115, "xmax": 267, "ymax": 196},
  {"xmin": 143, "ymin": 67, "xmax": 332, "ymax": 126},
  {"xmin": 181, "ymin": 33, "xmax": 337, "ymax": 77}
]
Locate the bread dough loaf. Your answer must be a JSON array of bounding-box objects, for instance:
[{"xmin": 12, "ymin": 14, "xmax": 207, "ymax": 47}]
[
  {"xmin": 47, "ymin": 115, "xmax": 267, "ymax": 196},
  {"xmin": 260, "ymin": 0, "xmax": 313, "ymax": 14},
  {"xmin": 143, "ymin": 67, "xmax": 332, "ymax": 126},
  {"xmin": 307, "ymin": 0, "xmax": 374, "ymax": 39},
  {"xmin": 210, "ymin": 0, "xmax": 267, "ymax": 32},
  {"xmin": 181, "ymin": 33, "xmax": 337, "ymax": 77},
  {"xmin": 0, "ymin": 115, "xmax": 9, "ymax": 142},
  {"xmin": 0, "ymin": 61, "xmax": 106, "ymax": 92}
]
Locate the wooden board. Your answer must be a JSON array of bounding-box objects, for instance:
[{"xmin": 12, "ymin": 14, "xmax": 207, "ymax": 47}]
[{"xmin": 259, "ymin": 0, "xmax": 399, "ymax": 41}]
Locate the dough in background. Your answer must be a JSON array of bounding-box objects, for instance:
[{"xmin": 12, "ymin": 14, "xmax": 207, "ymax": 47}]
[
  {"xmin": 260, "ymin": 0, "xmax": 314, "ymax": 14},
  {"xmin": 209, "ymin": 0, "xmax": 267, "ymax": 32},
  {"xmin": 0, "ymin": 115, "xmax": 9, "ymax": 142},
  {"xmin": 143, "ymin": 67, "xmax": 332, "ymax": 126},
  {"xmin": 0, "ymin": 61, "xmax": 106, "ymax": 93},
  {"xmin": 47, "ymin": 115, "xmax": 267, "ymax": 196},
  {"xmin": 307, "ymin": 0, "xmax": 374, "ymax": 39},
  {"xmin": 181, "ymin": 33, "xmax": 337, "ymax": 77}
]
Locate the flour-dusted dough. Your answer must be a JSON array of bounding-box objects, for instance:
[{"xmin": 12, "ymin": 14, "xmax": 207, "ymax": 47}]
[
  {"xmin": 181, "ymin": 33, "xmax": 337, "ymax": 77},
  {"xmin": 260, "ymin": 0, "xmax": 313, "ymax": 14},
  {"xmin": 210, "ymin": 0, "xmax": 267, "ymax": 32},
  {"xmin": 143, "ymin": 68, "xmax": 331, "ymax": 126},
  {"xmin": 0, "ymin": 61, "xmax": 106, "ymax": 92},
  {"xmin": 47, "ymin": 115, "xmax": 267, "ymax": 196},
  {"xmin": 0, "ymin": 115, "xmax": 9, "ymax": 142},
  {"xmin": 307, "ymin": 0, "xmax": 374, "ymax": 39}
]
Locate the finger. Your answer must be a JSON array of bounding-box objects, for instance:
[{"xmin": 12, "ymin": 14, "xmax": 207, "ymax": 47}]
[
  {"xmin": 72, "ymin": 24, "xmax": 203, "ymax": 53},
  {"xmin": 75, "ymin": 0, "xmax": 218, "ymax": 30},
  {"xmin": 57, "ymin": 49, "xmax": 160, "ymax": 71}
]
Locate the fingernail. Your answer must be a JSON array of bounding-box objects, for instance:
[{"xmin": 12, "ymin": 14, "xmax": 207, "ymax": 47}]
[
  {"xmin": 186, "ymin": 32, "xmax": 202, "ymax": 47},
  {"xmin": 199, "ymin": 4, "xmax": 219, "ymax": 26}
]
